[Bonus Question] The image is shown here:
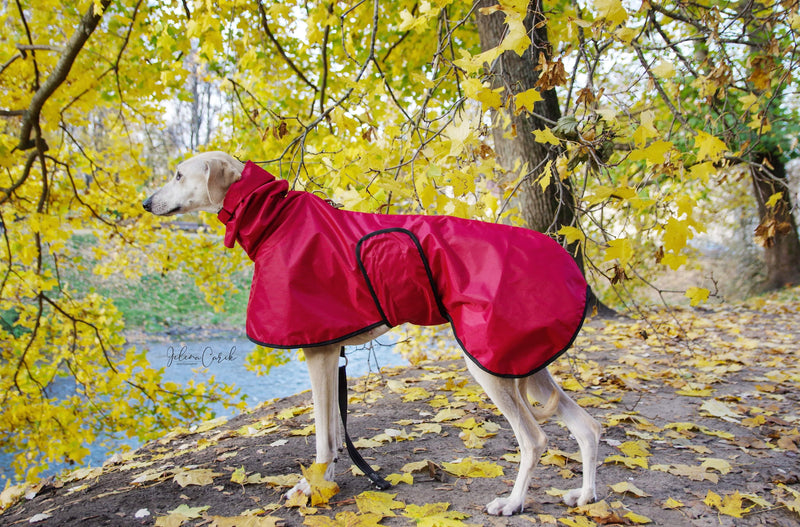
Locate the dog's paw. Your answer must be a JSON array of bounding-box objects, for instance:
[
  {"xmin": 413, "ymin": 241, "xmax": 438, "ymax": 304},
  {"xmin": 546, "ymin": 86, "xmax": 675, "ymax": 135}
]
[
  {"xmin": 284, "ymin": 478, "xmax": 312, "ymax": 500},
  {"xmin": 563, "ymin": 487, "xmax": 595, "ymax": 507},
  {"xmin": 486, "ymin": 497, "xmax": 524, "ymax": 516}
]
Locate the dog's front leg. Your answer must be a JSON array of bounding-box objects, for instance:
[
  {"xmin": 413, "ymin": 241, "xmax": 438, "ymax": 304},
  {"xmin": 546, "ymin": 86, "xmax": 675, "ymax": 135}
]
[{"xmin": 285, "ymin": 345, "xmax": 341, "ymax": 499}]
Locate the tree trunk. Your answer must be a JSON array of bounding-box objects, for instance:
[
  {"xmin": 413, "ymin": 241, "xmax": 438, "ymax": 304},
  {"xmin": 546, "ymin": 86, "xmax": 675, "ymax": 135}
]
[
  {"xmin": 475, "ymin": 0, "xmax": 570, "ymax": 235},
  {"xmin": 475, "ymin": 0, "xmax": 613, "ymax": 316},
  {"xmin": 751, "ymin": 150, "xmax": 800, "ymax": 289}
]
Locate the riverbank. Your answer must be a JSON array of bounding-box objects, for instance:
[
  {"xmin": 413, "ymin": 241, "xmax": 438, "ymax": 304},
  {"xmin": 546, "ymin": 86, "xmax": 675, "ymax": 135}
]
[{"xmin": 1, "ymin": 291, "xmax": 799, "ymax": 526}]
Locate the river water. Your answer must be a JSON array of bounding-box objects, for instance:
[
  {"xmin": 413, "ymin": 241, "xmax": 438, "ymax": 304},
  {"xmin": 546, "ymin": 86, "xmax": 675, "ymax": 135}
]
[{"xmin": 1, "ymin": 336, "xmax": 407, "ymax": 483}]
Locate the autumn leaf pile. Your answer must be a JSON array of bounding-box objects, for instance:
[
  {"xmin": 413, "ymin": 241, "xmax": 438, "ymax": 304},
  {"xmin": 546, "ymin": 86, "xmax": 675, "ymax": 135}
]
[{"xmin": 0, "ymin": 288, "xmax": 797, "ymax": 526}]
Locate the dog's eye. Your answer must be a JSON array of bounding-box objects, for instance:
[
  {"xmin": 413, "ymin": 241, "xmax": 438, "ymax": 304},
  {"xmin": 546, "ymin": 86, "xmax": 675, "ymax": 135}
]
[{"xmin": 176, "ymin": 172, "xmax": 183, "ymax": 181}]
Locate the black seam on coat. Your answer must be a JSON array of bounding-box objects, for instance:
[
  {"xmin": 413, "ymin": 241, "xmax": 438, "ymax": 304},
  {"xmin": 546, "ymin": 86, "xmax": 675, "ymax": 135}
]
[{"xmin": 246, "ymin": 321, "xmax": 388, "ymax": 349}]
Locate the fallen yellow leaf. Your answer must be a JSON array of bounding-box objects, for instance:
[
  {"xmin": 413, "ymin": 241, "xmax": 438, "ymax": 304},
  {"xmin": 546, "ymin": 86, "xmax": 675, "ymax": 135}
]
[
  {"xmin": 301, "ymin": 463, "xmax": 340, "ymax": 507},
  {"xmin": 609, "ymin": 481, "xmax": 650, "ymax": 497},
  {"xmin": 441, "ymin": 458, "xmax": 504, "ymax": 478}
]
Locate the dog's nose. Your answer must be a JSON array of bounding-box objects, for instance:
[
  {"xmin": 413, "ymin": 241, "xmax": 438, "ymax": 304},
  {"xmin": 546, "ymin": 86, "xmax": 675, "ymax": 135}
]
[{"xmin": 142, "ymin": 196, "xmax": 152, "ymax": 212}]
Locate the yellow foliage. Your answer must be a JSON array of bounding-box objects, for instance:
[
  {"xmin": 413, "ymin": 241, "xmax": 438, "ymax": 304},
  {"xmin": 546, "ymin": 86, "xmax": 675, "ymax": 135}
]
[{"xmin": 3, "ymin": 0, "xmax": 797, "ymax": 488}]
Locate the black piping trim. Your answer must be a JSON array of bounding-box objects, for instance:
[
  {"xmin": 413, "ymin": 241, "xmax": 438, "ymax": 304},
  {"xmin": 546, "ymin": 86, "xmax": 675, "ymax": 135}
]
[
  {"xmin": 246, "ymin": 321, "xmax": 388, "ymax": 349},
  {"xmin": 355, "ymin": 228, "xmax": 449, "ymax": 326},
  {"xmin": 355, "ymin": 228, "xmax": 589, "ymax": 378},
  {"xmin": 457, "ymin": 285, "xmax": 590, "ymax": 379}
]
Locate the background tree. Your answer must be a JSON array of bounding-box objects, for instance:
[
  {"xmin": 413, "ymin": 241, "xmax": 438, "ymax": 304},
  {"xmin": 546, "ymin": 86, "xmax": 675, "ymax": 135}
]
[{"xmin": 1, "ymin": 0, "xmax": 799, "ymax": 482}]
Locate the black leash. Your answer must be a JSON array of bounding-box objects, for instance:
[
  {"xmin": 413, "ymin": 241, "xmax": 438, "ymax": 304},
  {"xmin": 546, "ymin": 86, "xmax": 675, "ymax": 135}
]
[{"xmin": 338, "ymin": 347, "xmax": 391, "ymax": 490}]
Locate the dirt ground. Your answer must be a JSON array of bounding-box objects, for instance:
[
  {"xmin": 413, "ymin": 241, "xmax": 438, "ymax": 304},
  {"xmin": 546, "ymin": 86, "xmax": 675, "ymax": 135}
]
[{"xmin": 1, "ymin": 292, "xmax": 799, "ymax": 526}]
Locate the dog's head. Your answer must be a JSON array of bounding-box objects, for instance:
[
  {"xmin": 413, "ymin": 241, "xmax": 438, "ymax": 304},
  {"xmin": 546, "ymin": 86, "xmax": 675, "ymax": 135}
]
[{"xmin": 142, "ymin": 151, "xmax": 243, "ymax": 215}]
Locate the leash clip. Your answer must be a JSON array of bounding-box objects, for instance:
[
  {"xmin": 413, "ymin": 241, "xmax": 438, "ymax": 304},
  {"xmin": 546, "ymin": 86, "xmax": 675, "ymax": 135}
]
[{"xmin": 310, "ymin": 190, "xmax": 343, "ymax": 209}]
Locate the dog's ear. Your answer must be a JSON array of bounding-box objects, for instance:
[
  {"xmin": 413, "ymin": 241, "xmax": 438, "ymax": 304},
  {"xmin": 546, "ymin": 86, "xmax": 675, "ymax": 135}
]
[{"xmin": 206, "ymin": 158, "xmax": 240, "ymax": 207}]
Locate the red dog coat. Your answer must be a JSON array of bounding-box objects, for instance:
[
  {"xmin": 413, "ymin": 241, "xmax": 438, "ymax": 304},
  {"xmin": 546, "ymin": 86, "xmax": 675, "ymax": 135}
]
[{"xmin": 218, "ymin": 162, "xmax": 588, "ymax": 377}]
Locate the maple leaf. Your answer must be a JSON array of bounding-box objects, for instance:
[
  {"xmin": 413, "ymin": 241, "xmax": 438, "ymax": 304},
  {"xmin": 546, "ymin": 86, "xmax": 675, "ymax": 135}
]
[
  {"xmin": 350, "ymin": 464, "xmax": 381, "ymax": 477},
  {"xmin": 301, "ymin": 463, "xmax": 340, "ymax": 507},
  {"xmin": 458, "ymin": 429, "xmax": 486, "ymax": 449},
  {"xmin": 675, "ymin": 382, "xmax": 713, "ymax": 397},
  {"xmin": 463, "ymin": 78, "xmax": 504, "ymax": 113},
  {"xmin": 595, "ymin": 0, "xmax": 628, "ymax": 26},
  {"xmin": 352, "ymin": 437, "xmax": 385, "ymax": 449},
  {"xmin": 685, "ymin": 287, "xmax": 710, "ymax": 307},
  {"xmin": 303, "ymin": 511, "xmax": 384, "ymax": 527},
  {"xmin": 172, "ymin": 468, "xmax": 222, "ymax": 487},
  {"xmin": 533, "ymin": 128, "xmax": 561, "ymax": 145},
  {"xmin": 260, "ymin": 474, "xmax": 301, "ymax": 488},
  {"xmin": 402, "ymin": 387, "xmax": 432, "ymax": 402},
  {"xmin": 355, "ymin": 491, "xmax": 405, "ymax": 517},
  {"xmin": 776, "ymin": 484, "xmax": 800, "ymax": 515},
  {"xmin": 558, "ymin": 225, "xmax": 585, "ymax": 245},
  {"xmin": 699, "ymin": 399, "xmax": 743, "ymax": 422},
  {"xmin": 632, "ymin": 111, "xmax": 658, "ymax": 146},
  {"xmin": 285, "ymin": 490, "xmax": 310, "ymax": 509},
  {"xmin": 541, "ymin": 449, "xmax": 569, "ymax": 467},
  {"xmin": 618, "ymin": 440, "xmax": 651, "ymax": 458},
  {"xmin": 515, "ymin": 88, "xmax": 543, "ymax": 115},
  {"xmin": 290, "ymin": 424, "xmax": 316, "ymax": 436},
  {"xmin": 704, "ymin": 490, "xmax": 754, "ymax": 518},
  {"xmin": 609, "ymin": 481, "xmax": 650, "ymax": 497},
  {"xmin": 231, "ymin": 466, "xmax": 246, "ymax": 485},
  {"xmin": 401, "ymin": 460, "xmax": 431, "ymax": 473},
  {"xmin": 624, "ymin": 511, "xmax": 653, "ymax": 524},
  {"xmin": 432, "ymin": 408, "xmax": 466, "ymax": 422},
  {"xmin": 604, "ymin": 238, "xmax": 634, "ymax": 267},
  {"xmin": 765, "ymin": 192, "xmax": 783, "ymax": 208},
  {"xmin": 699, "ymin": 458, "xmax": 732, "ymax": 475},
  {"xmin": 386, "ymin": 472, "xmax": 413, "ymax": 485},
  {"xmin": 413, "ymin": 423, "xmax": 442, "ymax": 435},
  {"xmin": 652, "ymin": 59, "xmax": 676, "ymax": 78},
  {"xmin": 402, "ymin": 502, "xmax": 474, "ymax": 527},
  {"xmin": 651, "ymin": 464, "xmax": 718, "ymax": 483},
  {"xmin": 210, "ymin": 515, "xmax": 283, "ymax": 527},
  {"xmin": 628, "ymin": 140, "xmax": 673, "ymax": 165},
  {"xmin": 662, "ymin": 498, "xmax": 685, "ymax": 509},
  {"xmin": 441, "ymin": 458, "xmax": 504, "ymax": 478},
  {"xmin": 694, "ymin": 130, "xmax": 728, "ymax": 161},
  {"xmin": 558, "ymin": 516, "xmax": 596, "ymax": 527},
  {"xmin": 155, "ymin": 505, "xmax": 210, "ymax": 527},
  {"xmin": 604, "ymin": 454, "xmax": 648, "ymax": 470}
]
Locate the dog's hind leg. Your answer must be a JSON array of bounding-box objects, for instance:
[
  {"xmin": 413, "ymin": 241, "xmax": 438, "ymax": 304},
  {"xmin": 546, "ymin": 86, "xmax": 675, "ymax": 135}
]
[
  {"xmin": 285, "ymin": 344, "xmax": 341, "ymax": 499},
  {"xmin": 464, "ymin": 359, "xmax": 547, "ymax": 516},
  {"xmin": 526, "ymin": 369, "xmax": 601, "ymax": 507}
]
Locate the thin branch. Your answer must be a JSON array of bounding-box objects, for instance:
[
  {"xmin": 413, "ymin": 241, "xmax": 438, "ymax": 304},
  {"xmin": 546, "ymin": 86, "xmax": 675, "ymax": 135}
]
[
  {"xmin": 0, "ymin": 150, "xmax": 37, "ymax": 205},
  {"xmin": 16, "ymin": 44, "xmax": 64, "ymax": 53},
  {"xmin": 320, "ymin": 8, "xmax": 332, "ymax": 116},
  {"xmin": 632, "ymin": 44, "xmax": 694, "ymax": 132},
  {"xmin": 15, "ymin": 0, "xmax": 40, "ymax": 89},
  {"xmin": 17, "ymin": 0, "xmax": 113, "ymax": 151},
  {"xmin": 256, "ymin": 0, "xmax": 318, "ymax": 92}
]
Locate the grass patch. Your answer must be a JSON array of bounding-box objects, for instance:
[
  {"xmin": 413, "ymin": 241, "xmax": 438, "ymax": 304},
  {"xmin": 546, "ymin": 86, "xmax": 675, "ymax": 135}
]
[
  {"xmin": 60, "ymin": 232, "xmax": 250, "ymax": 333},
  {"xmin": 97, "ymin": 271, "xmax": 250, "ymax": 332}
]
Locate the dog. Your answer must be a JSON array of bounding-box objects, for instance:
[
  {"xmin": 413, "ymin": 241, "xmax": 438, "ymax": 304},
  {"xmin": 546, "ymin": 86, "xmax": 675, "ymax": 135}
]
[{"xmin": 143, "ymin": 151, "xmax": 601, "ymax": 516}]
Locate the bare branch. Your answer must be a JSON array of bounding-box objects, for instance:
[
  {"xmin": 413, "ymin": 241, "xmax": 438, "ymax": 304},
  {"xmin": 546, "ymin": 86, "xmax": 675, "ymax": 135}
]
[
  {"xmin": 256, "ymin": 0, "xmax": 318, "ymax": 92},
  {"xmin": 17, "ymin": 0, "xmax": 113, "ymax": 151},
  {"xmin": 15, "ymin": 0, "xmax": 40, "ymax": 89},
  {"xmin": 16, "ymin": 44, "xmax": 64, "ymax": 53},
  {"xmin": 0, "ymin": 150, "xmax": 37, "ymax": 205},
  {"xmin": 632, "ymin": 45, "xmax": 693, "ymax": 132}
]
